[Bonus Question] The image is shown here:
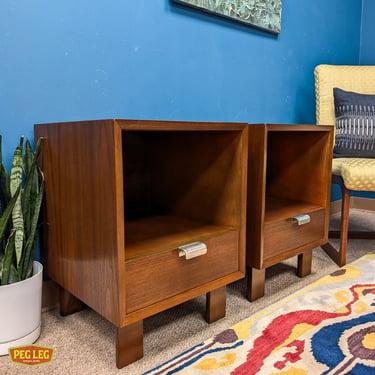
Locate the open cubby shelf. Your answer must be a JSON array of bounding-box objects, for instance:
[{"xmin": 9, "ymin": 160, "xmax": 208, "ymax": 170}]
[{"xmin": 121, "ymin": 129, "xmax": 243, "ymax": 261}]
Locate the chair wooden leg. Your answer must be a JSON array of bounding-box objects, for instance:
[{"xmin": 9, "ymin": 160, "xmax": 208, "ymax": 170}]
[
  {"xmin": 338, "ymin": 185, "xmax": 350, "ymax": 265},
  {"xmin": 322, "ymin": 183, "xmax": 350, "ymax": 267}
]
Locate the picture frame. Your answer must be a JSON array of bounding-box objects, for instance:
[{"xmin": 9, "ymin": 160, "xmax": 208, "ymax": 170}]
[{"xmin": 173, "ymin": 0, "xmax": 282, "ymax": 34}]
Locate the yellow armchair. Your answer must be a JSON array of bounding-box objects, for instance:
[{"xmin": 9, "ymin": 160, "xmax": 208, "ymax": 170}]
[{"xmin": 314, "ymin": 64, "xmax": 375, "ymax": 266}]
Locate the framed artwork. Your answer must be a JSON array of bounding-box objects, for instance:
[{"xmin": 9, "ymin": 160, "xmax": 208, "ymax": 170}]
[{"xmin": 173, "ymin": 0, "xmax": 282, "ymax": 34}]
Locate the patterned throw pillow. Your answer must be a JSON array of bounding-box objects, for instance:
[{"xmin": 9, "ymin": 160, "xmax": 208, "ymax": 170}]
[{"xmin": 333, "ymin": 87, "xmax": 375, "ymax": 158}]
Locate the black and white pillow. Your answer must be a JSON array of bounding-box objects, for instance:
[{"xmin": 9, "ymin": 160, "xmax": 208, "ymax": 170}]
[{"xmin": 333, "ymin": 87, "xmax": 375, "ymax": 158}]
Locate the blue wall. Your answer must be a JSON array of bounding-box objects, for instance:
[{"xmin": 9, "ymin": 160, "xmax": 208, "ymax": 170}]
[
  {"xmin": 0, "ymin": 0, "xmax": 362, "ymax": 167},
  {"xmin": 350, "ymin": 0, "xmax": 375, "ymax": 200},
  {"xmin": 360, "ymin": 0, "xmax": 375, "ymax": 63}
]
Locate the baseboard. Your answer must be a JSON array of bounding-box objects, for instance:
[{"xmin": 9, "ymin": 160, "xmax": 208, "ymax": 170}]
[
  {"xmin": 330, "ymin": 197, "xmax": 375, "ymax": 215},
  {"xmin": 329, "ymin": 200, "xmax": 342, "ymax": 215},
  {"xmin": 350, "ymin": 197, "xmax": 375, "ymax": 211},
  {"xmin": 42, "ymin": 279, "xmax": 59, "ymax": 312}
]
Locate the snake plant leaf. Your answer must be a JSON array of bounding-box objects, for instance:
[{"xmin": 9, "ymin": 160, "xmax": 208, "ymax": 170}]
[
  {"xmin": 0, "ymin": 135, "xmax": 11, "ymax": 217},
  {"xmin": 0, "ymin": 184, "xmax": 21, "ymax": 244},
  {"xmin": 23, "ymin": 140, "xmax": 35, "ymax": 237},
  {"xmin": 22, "ymin": 138, "xmax": 42, "ymax": 241},
  {"xmin": 8, "ymin": 263, "xmax": 19, "ymax": 284},
  {"xmin": 0, "ymin": 136, "xmax": 44, "ymax": 284},
  {"xmin": 23, "ymin": 139, "xmax": 34, "ymax": 176},
  {"xmin": 0, "ymin": 163, "xmax": 10, "ymax": 212},
  {"xmin": 0, "ymin": 252, "xmax": 3, "ymax": 280},
  {"xmin": 20, "ymin": 178, "xmax": 44, "ymax": 280},
  {"xmin": 0, "ymin": 184, "xmax": 21, "ymax": 285},
  {"xmin": 1, "ymin": 229, "xmax": 16, "ymax": 285},
  {"xmin": 10, "ymin": 139, "xmax": 24, "ymax": 268}
]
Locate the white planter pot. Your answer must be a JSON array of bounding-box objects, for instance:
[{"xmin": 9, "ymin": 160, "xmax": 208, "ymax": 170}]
[{"xmin": 0, "ymin": 261, "xmax": 43, "ymax": 356}]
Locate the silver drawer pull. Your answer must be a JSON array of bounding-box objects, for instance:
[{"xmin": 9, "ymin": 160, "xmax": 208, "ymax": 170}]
[
  {"xmin": 292, "ymin": 214, "xmax": 311, "ymax": 225},
  {"xmin": 178, "ymin": 242, "xmax": 207, "ymax": 260}
]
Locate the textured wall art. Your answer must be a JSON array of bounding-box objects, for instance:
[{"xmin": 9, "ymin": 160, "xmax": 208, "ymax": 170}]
[{"xmin": 173, "ymin": 0, "xmax": 282, "ymax": 34}]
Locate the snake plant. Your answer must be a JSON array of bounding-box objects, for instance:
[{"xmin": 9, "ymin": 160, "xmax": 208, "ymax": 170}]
[{"xmin": 0, "ymin": 135, "xmax": 44, "ymax": 285}]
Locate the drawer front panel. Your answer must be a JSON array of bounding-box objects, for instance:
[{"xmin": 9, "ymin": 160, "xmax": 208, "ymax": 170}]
[
  {"xmin": 125, "ymin": 231, "xmax": 239, "ymax": 313},
  {"xmin": 264, "ymin": 209, "xmax": 325, "ymax": 260}
]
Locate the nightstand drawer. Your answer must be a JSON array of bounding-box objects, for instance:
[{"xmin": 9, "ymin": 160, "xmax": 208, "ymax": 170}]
[
  {"xmin": 264, "ymin": 208, "xmax": 325, "ymax": 260},
  {"xmin": 125, "ymin": 230, "xmax": 239, "ymax": 313}
]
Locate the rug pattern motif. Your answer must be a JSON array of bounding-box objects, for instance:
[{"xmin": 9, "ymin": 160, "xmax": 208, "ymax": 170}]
[{"xmin": 145, "ymin": 254, "xmax": 375, "ymax": 375}]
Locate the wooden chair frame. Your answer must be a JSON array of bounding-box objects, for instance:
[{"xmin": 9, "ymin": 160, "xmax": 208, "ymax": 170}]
[{"xmin": 315, "ymin": 64, "xmax": 375, "ymax": 266}]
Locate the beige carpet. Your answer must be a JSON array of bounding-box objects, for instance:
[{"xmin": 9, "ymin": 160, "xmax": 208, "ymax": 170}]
[{"xmin": 1, "ymin": 210, "xmax": 374, "ymax": 374}]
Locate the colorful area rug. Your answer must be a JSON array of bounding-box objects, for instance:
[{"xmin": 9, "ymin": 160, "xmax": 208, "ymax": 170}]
[{"xmin": 145, "ymin": 254, "xmax": 375, "ymax": 375}]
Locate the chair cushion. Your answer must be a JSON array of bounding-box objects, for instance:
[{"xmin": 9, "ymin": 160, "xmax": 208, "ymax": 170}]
[
  {"xmin": 332, "ymin": 158, "xmax": 375, "ymax": 190},
  {"xmin": 333, "ymin": 87, "xmax": 375, "ymax": 158},
  {"xmin": 315, "ymin": 65, "xmax": 375, "ymax": 127}
]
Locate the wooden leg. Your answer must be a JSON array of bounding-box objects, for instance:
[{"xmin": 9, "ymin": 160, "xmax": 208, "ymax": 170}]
[
  {"xmin": 206, "ymin": 286, "xmax": 226, "ymax": 323},
  {"xmin": 59, "ymin": 287, "xmax": 84, "ymax": 316},
  {"xmin": 247, "ymin": 267, "xmax": 265, "ymax": 302},
  {"xmin": 116, "ymin": 321, "xmax": 143, "ymax": 369},
  {"xmin": 337, "ymin": 185, "xmax": 350, "ymax": 266},
  {"xmin": 322, "ymin": 183, "xmax": 350, "ymax": 267},
  {"xmin": 297, "ymin": 249, "xmax": 312, "ymax": 277}
]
